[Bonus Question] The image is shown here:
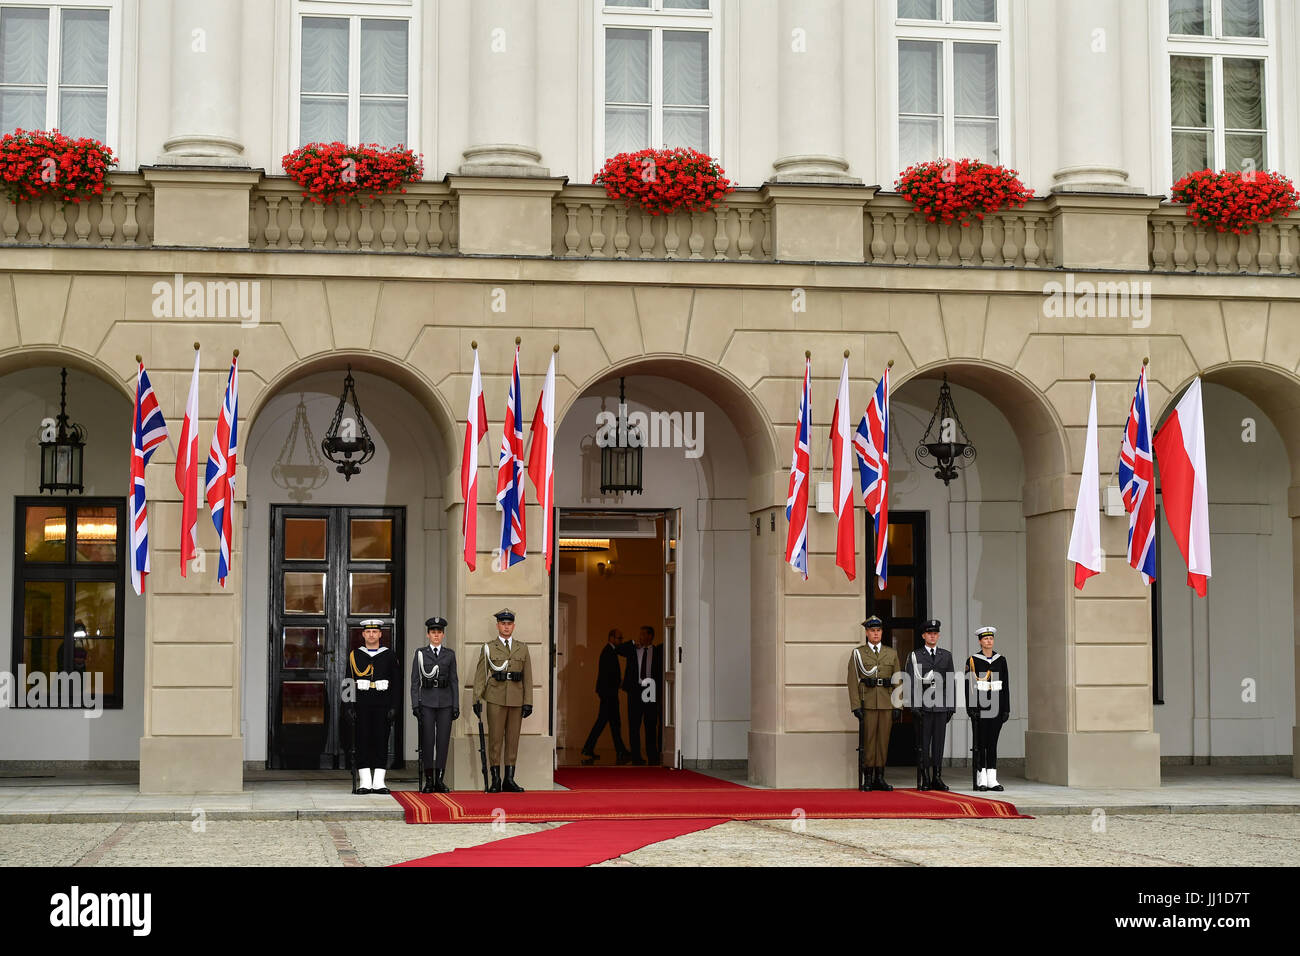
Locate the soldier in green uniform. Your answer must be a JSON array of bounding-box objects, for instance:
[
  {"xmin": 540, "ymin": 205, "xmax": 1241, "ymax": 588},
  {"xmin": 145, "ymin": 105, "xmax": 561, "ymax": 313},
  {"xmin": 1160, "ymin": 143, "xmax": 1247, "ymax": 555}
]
[
  {"xmin": 472, "ymin": 608, "xmax": 533, "ymax": 793},
  {"xmin": 847, "ymin": 615, "xmax": 902, "ymax": 791}
]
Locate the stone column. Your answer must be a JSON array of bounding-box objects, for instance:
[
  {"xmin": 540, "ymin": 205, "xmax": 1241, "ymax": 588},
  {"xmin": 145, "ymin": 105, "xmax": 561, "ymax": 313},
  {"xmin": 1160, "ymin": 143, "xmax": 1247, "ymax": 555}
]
[
  {"xmin": 460, "ymin": 0, "xmax": 548, "ymax": 176},
  {"xmin": 771, "ymin": 0, "xmax": 859, "ymax": 183},
  {"xmin": 1050, "ymin": 0, "xmax": 1136, "ymax": 192},
  {"xmin": 159, "ymin": 0, "xmax": 246, "ymax": 165}
]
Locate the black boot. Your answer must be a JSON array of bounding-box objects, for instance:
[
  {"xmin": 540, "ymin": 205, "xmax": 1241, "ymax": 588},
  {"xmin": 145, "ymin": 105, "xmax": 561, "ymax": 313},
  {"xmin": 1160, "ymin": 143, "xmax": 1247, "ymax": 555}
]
[
  {"xmin": 433, "ymin": 768, "xmax": 449, "ymax": 793},
  {"xmin": 503, "ymin": 765, "xmax": 525, "ymax": 792},
  {"xmin": 615, "ymin": 750, "xmax": 633, "ymax": 766},
  {"xmin": 875, "ymin": 767, "xmax": 894, "ymax": 792},
  {"xmin": 420, "ymin": 770, "xmax": 434, "ymax": 794},
  {"xmin": 858, "ymin": 765, "xmax": 869, "ymax": 792},
  {"xmin": 918, "ymin": 767, "xmax": 931, "ymax": 791},
  {"xmin": 488, "ymin": 766, "xmax": 501, "ymax": 793},
  {"xmin": 931, "ymin": 769, "xmax": 951, "ymax": 792}
]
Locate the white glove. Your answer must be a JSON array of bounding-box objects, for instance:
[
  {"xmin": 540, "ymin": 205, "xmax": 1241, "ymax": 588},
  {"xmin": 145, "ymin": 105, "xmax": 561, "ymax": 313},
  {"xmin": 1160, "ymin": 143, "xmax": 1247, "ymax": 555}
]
[
  {"xmin": 922, "ymin": 671, "xmax": 937, "ymax": 684},
  {"xmin": 356, "ymin": 679, "xmax": 372, "ymax": 691},
  {"xmin": 374, "ymin": 679, "xmax": 389, "ymax": 691}
]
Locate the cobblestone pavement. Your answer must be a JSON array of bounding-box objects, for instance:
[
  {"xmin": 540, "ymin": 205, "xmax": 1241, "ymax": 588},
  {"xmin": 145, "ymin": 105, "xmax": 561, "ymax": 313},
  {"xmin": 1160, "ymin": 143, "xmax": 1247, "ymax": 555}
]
[{"xmin": 1, "ymin": 813, "xmax": 1295, "ymax": 866}]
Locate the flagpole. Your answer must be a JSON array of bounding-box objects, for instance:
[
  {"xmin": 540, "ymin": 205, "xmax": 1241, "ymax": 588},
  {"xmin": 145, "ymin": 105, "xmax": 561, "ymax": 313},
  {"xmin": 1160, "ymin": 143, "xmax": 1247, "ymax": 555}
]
[
  {"xmin": 819, "ymin": 349, "xmax": 849, "ymax": 481},
  {"xmin": 1108, "ymin": 356, "xmax": 1149, "ymax": 489}
]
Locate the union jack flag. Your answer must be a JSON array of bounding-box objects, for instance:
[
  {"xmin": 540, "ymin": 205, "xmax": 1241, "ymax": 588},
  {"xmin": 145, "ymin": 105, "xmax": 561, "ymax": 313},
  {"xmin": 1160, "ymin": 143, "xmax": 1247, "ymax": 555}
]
[
  {"xmin": 854, "ymin": 365, "xmax": 890, "ymax": 589},
  {"xmin": 1118, "ymin": 363, "xmax": 1157, "ymax": 584},
  {"xmin": 205, "ymin": 353, "xmax": 239, "ymax": 587},
  {"xmin": 129, "ymin": 362, "xmax": 170, "ymax": 596},
  {"xmin": 496, "ymin": 344, "xmax": 527, "ymax": 569},
  {"xmin": 785, "ymin": 355, "xmax": 812, "ymax": 579}
]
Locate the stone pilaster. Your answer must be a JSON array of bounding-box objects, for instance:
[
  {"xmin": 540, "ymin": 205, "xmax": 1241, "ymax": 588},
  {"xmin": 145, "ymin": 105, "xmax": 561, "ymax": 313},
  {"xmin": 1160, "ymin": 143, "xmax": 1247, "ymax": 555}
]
[
  {"xmin": 159, "ymin": 0, "xmax": 246, "ymax": 166},
  {"xmin": 460, "ymin": 0, "xmax": 548, "ymax": 176}
]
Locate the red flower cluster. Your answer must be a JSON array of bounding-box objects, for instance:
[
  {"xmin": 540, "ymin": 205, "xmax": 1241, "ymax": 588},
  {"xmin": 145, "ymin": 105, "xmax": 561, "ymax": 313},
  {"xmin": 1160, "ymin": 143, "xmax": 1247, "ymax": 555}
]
[
  {"xmin": 0, "ymin": 129, "xmax": 117, "ymax": 204},
  {"xmin": 281, "ymin": 142, "xmax": 424, "ymax": 205},
  {"xmin": 1170, "ymin": 168, "xmax": 1298, "ymax": 235},
  {"xmin": 896, "ymin": 158, "xmax": 1032, "ymax": 227},
  {"xmin": 594, "ymin": 147, "xmax": 733, "ymax": 216}
]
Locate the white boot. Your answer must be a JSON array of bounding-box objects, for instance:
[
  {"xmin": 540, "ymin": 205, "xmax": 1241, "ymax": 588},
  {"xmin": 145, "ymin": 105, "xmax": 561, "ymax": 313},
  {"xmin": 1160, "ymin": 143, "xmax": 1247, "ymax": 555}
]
[
  {"xmin": 357, "ymin": 768, "xmax": 373, "ymax": 793},
  {"xmin": 372, "ymin": 768, "xmax": 388, "ymax": 792},
  {"xmin": 987, "ymin": 769, "xmax": 1002, "ymax": 791},
  {"xmin": 976, "ymin": 768, "xmax": 987, "ymax": 790}
]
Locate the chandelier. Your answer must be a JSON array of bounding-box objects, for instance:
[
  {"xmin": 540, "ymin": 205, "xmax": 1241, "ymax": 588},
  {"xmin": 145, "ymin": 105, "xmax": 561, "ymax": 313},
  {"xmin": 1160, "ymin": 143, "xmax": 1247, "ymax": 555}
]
[
  {"xmin": 321, "ymin": 366, "xmax": 376, "ymax": 481},
  {"xmin": 914, "ymin": 373, "xmax": 977, "ymax": 485}
]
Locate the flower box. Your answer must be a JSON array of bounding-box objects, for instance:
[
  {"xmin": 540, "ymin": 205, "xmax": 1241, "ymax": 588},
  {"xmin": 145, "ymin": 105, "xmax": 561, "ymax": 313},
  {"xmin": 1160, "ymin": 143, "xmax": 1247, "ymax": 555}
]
[
  {"xmin": 896, "ymin": 158, "xmax": 1032, "ymax": 227},
  {"xmin": 282, "ymin": 142, "xmax": 424, "ymax": 205},
  {"xmin": 594, "ymin": 147, "xmax": 734, "ymax": 216},
  {"xmin": 0, "ymin": 129, "xmax": 117, "ymax": 204},
  {"xmin": 1170, "ymin": 168, "xmax": 1298, "ymax": 235}
]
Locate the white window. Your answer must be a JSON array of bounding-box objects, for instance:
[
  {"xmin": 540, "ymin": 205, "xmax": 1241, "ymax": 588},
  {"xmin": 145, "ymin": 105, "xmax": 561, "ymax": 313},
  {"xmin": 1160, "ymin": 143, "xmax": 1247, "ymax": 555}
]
[
  {"xmin": 292, "ymin": 1, "xmax": 416, "ymax": 147},
  {"xmin": 0, "ymin": 2, "xmax": 115, "ymax": 142},
  {"xmin": 893, "ymin": 0, "xmax": 1008, "ymax": 172},
  {"xmin": 598, "ymin": 0, "xmax": 717, "ymax": 158},
  {"xmin": 1166, "ymin": 0, "xmax": 1271, "ymax": 178}
]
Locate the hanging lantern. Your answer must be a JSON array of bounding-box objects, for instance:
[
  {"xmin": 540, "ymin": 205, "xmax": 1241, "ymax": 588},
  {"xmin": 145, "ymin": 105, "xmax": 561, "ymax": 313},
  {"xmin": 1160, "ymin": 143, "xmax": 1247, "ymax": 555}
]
[
  {"xmin": 40, "ymin": 368, "xmax": 86, "ymax": 494},
  {"xmin": 914, "ymin": 373, "xmax": 977, "ymax": 486},
  {"xmin": 273, "ymin": 394, "xmax": 330, "ymax": 500},
  {"xmin": 320, "ymin": 366, "xmax": 376, "ymax": 481},
  {"xmin": 600, "ymin": 377, "xmax": 644, "ymax": 495}
]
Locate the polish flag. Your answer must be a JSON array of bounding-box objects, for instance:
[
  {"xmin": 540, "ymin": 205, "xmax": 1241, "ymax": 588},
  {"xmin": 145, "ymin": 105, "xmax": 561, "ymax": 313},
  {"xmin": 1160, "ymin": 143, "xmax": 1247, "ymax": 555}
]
[
  {"xmin": 1153, "ymin": 377, "xmax": 1211, "ymax": 596},
  {"xmin": 1067, "ymin": 379, "xmax": 1103, "ymax": 589},
  {"xmin": 175, "ymin": 346, "xmax": 201, "ymax": 575},
  {"xmin": 461, "ymin": 347, "xmax": 488, "ymax": 571},
  {"xmin": 527, "ymin": 349, "xmax": 557, "ymax": 573},
  {"xmin": 830, "ymin": 355, "xmax": 855, "ymax": 581}
]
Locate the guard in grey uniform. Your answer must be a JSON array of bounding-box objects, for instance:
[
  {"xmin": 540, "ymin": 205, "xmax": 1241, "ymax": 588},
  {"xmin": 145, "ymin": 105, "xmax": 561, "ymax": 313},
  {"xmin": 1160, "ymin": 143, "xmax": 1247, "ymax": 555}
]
[{"xmin": 410, "ymin": 616, "xmax": 459, "ymax": 793}]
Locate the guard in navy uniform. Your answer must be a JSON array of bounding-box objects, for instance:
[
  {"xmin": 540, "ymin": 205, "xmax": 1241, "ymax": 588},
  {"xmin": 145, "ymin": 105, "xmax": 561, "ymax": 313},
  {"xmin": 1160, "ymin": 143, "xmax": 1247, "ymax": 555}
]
[
  {"xmin": 410, "ymin": 616, "xmax": 459, "ymax": 793},
  {"xmin": 965, "ymin": 625, "xmax": 1011, "ymax": 791},
  {"xmin": 349, "ymin": 618, "xmax": 400, "ymax": 795},
  {"xmin": 905, "ymin": 619, "xmax": 956, "ymax": 791}
]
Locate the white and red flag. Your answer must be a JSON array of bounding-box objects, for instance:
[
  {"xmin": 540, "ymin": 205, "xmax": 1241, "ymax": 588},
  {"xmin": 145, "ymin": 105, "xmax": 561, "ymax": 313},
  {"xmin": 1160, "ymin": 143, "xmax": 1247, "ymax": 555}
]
[
  {"xmin": 1068, "ymin": 378, "xmax": 1103, "ymax": 589},
  {"xmin": 496, "ymin": 342, "xmax": 527, "ymax": 569},
  {"xmin": 1153, "ymin": 377, "xmax": 1211, "ymax": 597},
  {"xmin": 829, "ymin": 354, "xmax": 855, "ymax": 581},
  {"xmin": 527, "ymin": 348, "xmax": 557, "ymax": 573},
  {"xmin": 461, "ymin": 346, "xmax": 489, "ymax": 571},
  {"xmin": 854, "ymin": 364, "xmax": 889, "ymax": 588},
  {"xmin": 785, "ymin": 354, "xmax": 812, "ymax": 579},
  {"xmin": 204, "ymin": 352, "xmax": 238, "ymax": 587},
  {"xmin": 129, "ymin": 360, "xmax": 170, "ymax": 596},
  {"xmin": 175, "ymin": 346, "xmax": 201, "ymax": 575}
]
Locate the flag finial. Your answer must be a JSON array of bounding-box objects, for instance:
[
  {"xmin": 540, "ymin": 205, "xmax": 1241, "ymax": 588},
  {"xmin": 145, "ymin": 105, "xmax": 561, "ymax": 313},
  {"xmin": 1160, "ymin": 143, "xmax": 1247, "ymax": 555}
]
[
  {"xmin": 1090, "ymin": 372, "xmax": 1096, "ymax": 380},
  {"xmin": 553, "ymin": 344, "xmax": 560, "ymax": 353},
  {"xmin": 135, "ymin": 354, "xmax": 142, "ymax": 362},
  {"xmin": 804, "ymin": 350, "xmax": 811, "ymax": 359},
  {"xmin": 887, "ymin": 359, "xmax": 894, "ymax": 368},
  {"xmin": 843, "ymin": 349, "xmax": 849, "ymax": 358},
  {"xmin": 471, "ymin": 340, "xmax": 478, "ymax": 349},
  {"xmin": 1142, "ymin": 356, "xmax": 1149, "ymax": 365},
  {"xmin": 193, "ymin": 342, "xmax": 200, "ymax": 350},
  {"xmin": 515, "ymin": 336, "xmax": 522, "ymax": 345},
  {"xmin": 232, "ymin": 349, "xmax": 239, "ymax": 358}
]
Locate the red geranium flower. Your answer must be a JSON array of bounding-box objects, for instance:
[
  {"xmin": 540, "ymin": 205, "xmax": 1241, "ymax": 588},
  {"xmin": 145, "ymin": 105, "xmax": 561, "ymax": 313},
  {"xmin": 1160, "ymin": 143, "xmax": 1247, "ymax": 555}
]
[
  {"xmin": 594, "ymin": 147, "xmax": 734, "ymax": 216},
  {"xmin": 0, "ymin": 129, "xmax": 117, "ymax": 204},
  {"xmin": 281, "ymin": 142, "xmax": 424, "ymax": 205},
  {"xmin": 1170, "ymin": 168, "xmax": 1298, "ymax": 235}
]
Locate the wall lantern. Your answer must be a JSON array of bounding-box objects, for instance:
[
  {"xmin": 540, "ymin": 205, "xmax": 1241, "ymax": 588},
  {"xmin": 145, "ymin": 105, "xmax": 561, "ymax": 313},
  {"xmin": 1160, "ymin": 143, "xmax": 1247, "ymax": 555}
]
[
  {"xmin": 321, "ymin": 366, "xmax": 376, "ymax": 481},
  {"xmin": 273, "ymin": 394, "xmax": 330, "ymax": 500},
  {"xmin": 599, "ymin": 377, "xmax": 643, "ymax": 495},
  {"xmin": 40, "ymin": 368, "xmax": 86, "ymax": 494},
  {"xmin": 914, "ymin": 373, "xmax": 977, "ymax": 486}
]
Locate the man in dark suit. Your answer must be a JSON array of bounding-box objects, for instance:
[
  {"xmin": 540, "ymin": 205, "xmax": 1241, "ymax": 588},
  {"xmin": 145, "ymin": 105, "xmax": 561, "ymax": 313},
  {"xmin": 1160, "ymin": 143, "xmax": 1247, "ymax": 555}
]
[
  {"xmin": 410, "ymin": 616, "xmax": 459, "ymax": 793},
  {"xmin": 625, "ymin": 625, "xmax": 665, "ymax": 765},
  {"xmin": 904, "ymin": 618, "xmax": 956, "ymax": 791},
  {"xmin": 580, "ymin": 628, "xmax": 632, "ymax": 765}
]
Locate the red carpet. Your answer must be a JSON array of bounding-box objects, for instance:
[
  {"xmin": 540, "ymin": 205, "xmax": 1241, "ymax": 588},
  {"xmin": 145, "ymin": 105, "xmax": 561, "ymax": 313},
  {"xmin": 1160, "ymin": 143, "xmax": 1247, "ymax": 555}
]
[{"xmin": 393, "ymin": 818, "xmax": 727, "ymax": 867}]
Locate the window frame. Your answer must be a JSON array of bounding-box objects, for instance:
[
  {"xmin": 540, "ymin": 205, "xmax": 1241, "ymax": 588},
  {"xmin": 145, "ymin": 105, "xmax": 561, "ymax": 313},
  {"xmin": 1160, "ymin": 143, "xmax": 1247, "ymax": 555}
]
[
  {"xmin": 11, "ymin": 496, "xmax": 126, "ymax": 710},
  {"xmin": 888, "ymin": 0, "xmax": 1011, "ymax": 177},
  {"xmin": 289, "ymin": 0, "xmax": 420, "ymax": 150},
  {"xmin": 1157, "ymin": 0, "xmax": 1277, "ymax": 190},
  {"xmin": 594, "ymin": 0, "xmax": 721, "ymax": 165},
  {"xmin": 0, "ymin": 0, "xmax": 122, "ymax": 148}
]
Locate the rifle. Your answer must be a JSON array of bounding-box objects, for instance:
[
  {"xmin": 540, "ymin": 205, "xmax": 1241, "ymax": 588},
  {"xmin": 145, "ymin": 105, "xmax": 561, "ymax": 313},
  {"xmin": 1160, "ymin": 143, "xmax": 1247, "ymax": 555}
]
[{"xmin": 475, "ymin": 704, "xmax": 490, "ymax": 793}]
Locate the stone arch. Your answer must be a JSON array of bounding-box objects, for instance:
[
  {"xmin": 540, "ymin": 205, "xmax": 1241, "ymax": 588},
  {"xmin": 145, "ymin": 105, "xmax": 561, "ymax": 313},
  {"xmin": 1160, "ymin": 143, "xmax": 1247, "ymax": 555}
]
[{"xmin": 0, "ymin": 346, "xmax": 132, "ymax": 402}]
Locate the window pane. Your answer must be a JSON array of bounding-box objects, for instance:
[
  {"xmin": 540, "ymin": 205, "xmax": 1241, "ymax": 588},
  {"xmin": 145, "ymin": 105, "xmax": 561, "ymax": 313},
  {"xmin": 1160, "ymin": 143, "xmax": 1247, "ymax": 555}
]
[
  {"xmin": 606, "ymin": 28, "xmax": 650, "ymax": 104},
  {"xmin": 1222, "ymin": 58, "xmax": 1263, "ymax": 130},
  {"xmin": 284, "ymin": 572, "xmax": 326, "ymax": 614},
  {"xmin": 898, "ymin": 0, "xmax": 939, "ymax": 19},
  {"xmin": 886, "ymin": 522, "xmax": 914, "ymax": 564},
  {"xmin": 24, "ymin": 581, "xmax": 65, "ymax": 637},
  {"xmin": 899, "ymin": 117, "xmax": 941, "ymax": 169},
  {"xmin": 878, "ymin": 575, "xmax": 915, "ymax": 619},
  {"xmin": 285, "ymin": 518, "xmax": 327, "ymax": 560},
  {"xmin": 954, "ymin": 0, "xmax": 996, "ymax": 23},
  {"xmin": 60, "ymin": 9, "xmax": 109, "ymax": 85},
  {"xmin": 606, "ymin": 106, "xmax": 650, "ymax": 153},
  {"xmin": 663, "ymin": 108, "xmax": 707, "ymax": 151},
  {"xmin": 663, "ymin": 30, "xmax": 707, "ymax": 106},
  {"xmin": 22, "ymin": 638, "xmax": 63, "ymax": 677},
  {"xmin": 24, "ymin": 505, "xmax": 67, "ymax": 562},
  {"xmin": 1170, "ymin": 56, "xmax": 1212, "ymax": 128},
  {"xmin": 891, "ymin": 628, "xmax": 916, "ymax": 663},
  {"xmin": 282, "ymin": 681, "xmax": 325, "ymax": 724},
  {"xmin": 57, "ymin": 89, "xmax": 106, "ymax": 141},
  {"xmin": 360, "ymin": 97, "xmax": 406, "ymax": 144},
  {"xmin": 1226, "ymin": 133, "xmax": 1265, "ymax": 173},
  {"xmin": 74, "ymin": 581, "xmax": 115, "ymax": 637},
  {"xmin": 360, "ymin": 19, "xmax": 407, "ymax": 96},
  {"xmin": 0, "ymin": 7, "xmax": 48, "ymax": 84},
  {"xmin": 1222, "ymin": 0, "xmax": 1263, "ymax": 38},
  {"xmin": 954, "ymin": 42, "xmax": 997, "ymax": 117},
  {"xmin": 74, "ymin": 638, "xmax": 115, "ymax": 697},
  {"xmin": 301, "ymin": 95, "xmax": 347, "ymax": 144},
  {"xmin": 1168, "ymin": 0, "xmax": 1210, "ymax": 35},
  {"xmin": 607, "ymin": 0, "xmax": 651, "ymax": 6},
  {"xmin": 1172, "ymin": 130, "xmax": 1212, "ymax": 177},
  {"xmin": 899, "ymin": 40, "xmax": 941, "ymax": 115},
  {"xmin": 665, "ymin": 0, "xmax": 709, "ymax": 8},
  {"xmin": 350, "ymin": 572, "xmax": 392, "ymax": 614},
  {"xmin": 1, "ymin": 88, "xmax": 46, "ymax": 132},
  {"xmin": 301, "ymin": 17, "xmax": 348, "ymax": 95},
  {"xmin": 75, "ymin": 506, "xmax": 117, "ymax": 563},
  {"xmin": 284, "ymin": 627, "xmax": 325, "ymax": 669},
  {"xmin": 350, "ymin": 518, "xmax": 393, "ymax": 560}
]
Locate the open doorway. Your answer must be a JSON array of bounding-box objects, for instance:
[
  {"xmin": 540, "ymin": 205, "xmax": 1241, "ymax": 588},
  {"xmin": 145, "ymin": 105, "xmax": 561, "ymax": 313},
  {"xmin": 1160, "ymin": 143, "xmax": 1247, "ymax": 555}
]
[{"xmin": 553, "ymin": 510, "xmax": 680, "ymax": 768}]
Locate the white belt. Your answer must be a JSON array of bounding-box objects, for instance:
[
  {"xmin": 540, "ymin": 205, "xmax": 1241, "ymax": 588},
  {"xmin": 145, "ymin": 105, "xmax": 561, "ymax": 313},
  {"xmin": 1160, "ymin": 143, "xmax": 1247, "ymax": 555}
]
[
  {"xmin": 356, "ymin": 679, "xmax": 371, "ymax": 690},
  {"xmin": 975, "ymin": 680, "xmax": 1003, "ymax": 691}
]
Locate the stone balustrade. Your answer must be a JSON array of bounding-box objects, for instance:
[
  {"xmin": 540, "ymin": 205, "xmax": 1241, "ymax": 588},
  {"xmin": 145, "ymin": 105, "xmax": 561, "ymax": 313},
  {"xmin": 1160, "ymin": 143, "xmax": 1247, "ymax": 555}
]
[
  {"xmin": 863, "ymin": 194, "xmax": 1059, "ymax": 268},
  {"xmin": 248, "ymin": 180, "xmax": 458, "ymax": 254},
  {"xmin": 1149, "ymin": 205, "xmax": 1298, "ymax": 275},
  {"xmin": 0, "ymin": 173, "xmax": 154, "ymax": 247}
]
